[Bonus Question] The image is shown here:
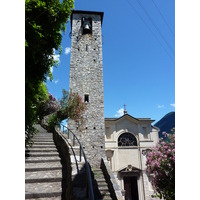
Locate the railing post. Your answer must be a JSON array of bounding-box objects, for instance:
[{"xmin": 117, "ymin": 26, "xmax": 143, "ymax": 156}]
[
  {"xmin": 80, "ymin": 144, "xmax": 81, "ymax": 162},
  {"xmin": 73, "ymin": 134, "xmax": 75, "ymax": 146}
]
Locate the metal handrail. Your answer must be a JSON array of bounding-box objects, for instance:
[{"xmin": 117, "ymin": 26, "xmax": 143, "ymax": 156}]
[{"xmin": 59, "ymin": 123, "xmax": 94, "ymax": 200}]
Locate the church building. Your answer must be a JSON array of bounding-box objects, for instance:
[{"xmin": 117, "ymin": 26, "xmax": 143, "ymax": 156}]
[
  {"xmin": 105, "ymin": 108, "xmax": 160, "ymax": 200},
  {"xmin": 68, "ymin": 10, "xmax": 160, "ymax": 200}
]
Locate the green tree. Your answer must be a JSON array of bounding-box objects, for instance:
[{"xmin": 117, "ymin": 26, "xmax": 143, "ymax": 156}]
[
  {"xmin": 25, "ymin": 81, "xmax": 49, "ymax": 146},
  {"xmin": 25, "ymin": 0, "xmax": 74, "ymax": 146}
]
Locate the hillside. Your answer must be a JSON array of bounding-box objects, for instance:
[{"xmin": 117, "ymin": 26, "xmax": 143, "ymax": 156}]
[{"xmin": 154, "ymin": 112, "xmax": 175, "ymax": 138}]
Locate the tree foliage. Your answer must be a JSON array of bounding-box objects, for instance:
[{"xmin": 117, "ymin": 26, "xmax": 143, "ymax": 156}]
[
  {"xmin": 144, "ymin": 130, "xmax": 175, "ymax": 200},
  {"xmin": 25, "ymin": 0, "xmax": 74, "ymax": 146},
  {"xmin": 25, "ymin": 81, "xmax": 49, "ymax": 146}
]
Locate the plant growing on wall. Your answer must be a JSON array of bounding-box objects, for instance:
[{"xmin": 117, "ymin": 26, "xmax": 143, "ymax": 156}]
[
  {"xmin": 144, "ymin": 129, "xmax": 175, "ymax": 200},
  {"xmin": 46, "ymin": 89, "xmax": 86, "ymax": 131}
]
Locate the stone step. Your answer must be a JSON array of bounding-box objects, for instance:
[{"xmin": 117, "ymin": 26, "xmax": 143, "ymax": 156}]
[
  {"xmin": 102, "ymin": 197, "xmax": 112, "ymax": 200},
  {"xmin": 34, "ymin": 133, "xmax": 53, "ymax": 136},
  {"xmin": 25, "ymin": 161, "xmax": 62, "ymax": 169},
  {"xmin": 97, "ymin": 185, "xmax": 110, "ymax": 191},
  {"xmin": 26, "ymin": 167, "xmax": 62, "ymax": 172},
  {"xmin": 25, "ymin": 170, "xmax": 62, "ymax": 183},
  {"xmin": 32, "ymin": 135, "xmax": 53, "ymax": 140},
  {"xmin": 33, "ymin": 141, "xmax": 55, "ymax": 144},
  {"xmin": 97, "ymin": 195, "xmax": 112, "ymax": 200},
  {"xmin": 93, "ymin": 169, "xmax": 103, "ymax": 173},
  {"xmin": 26, "ymin": 148, "xmax": 58, "ymax": 152},
  {"xmin": 95, "ymin": 178, "xmax": 106, "ymax": 182},
  {"xmin": 25, "ymin": 156, "xmax": 61, "ymax": 163},
  {"xmin": 96, "ymin": 181, "xmax": 108, "ymax": 187},
  {"xmin": 34, "ymin": 135, "xmax": 53, "ymax": 138},
  {"xmin": 26, "ymin": 197, "xmax": 61, "ymax": 200},
  {"xmin": 25, "ymin": 182, "xmax": 61, "ymax": 199},
  {"xmin": 32, "ymin": 142, "xmax": 55, "ymax": 146},
  {"xmin": 32, "ymin": 139, "xmax": 54, "ymax": 142},
  {"xmin": 26, "ymin": 152, "xmax": 59, "ymax": 157},
  {"xmin": 34, "ymin": 124, "xmax": 48, "ymax": 131},
  {"xmin": 29, "ymin": 145, "xmax": 56, "ymax": 148},
  {"xmin": 99, "ymin": 190, "xmax": 110, "ymax": 196},
  {"xmin": 91, "ymin": 168, "xmax": 113, "ymax": 200},
  {"xmin": 93, "ymin": 173, "xmax": 105, "ymax": 179}
]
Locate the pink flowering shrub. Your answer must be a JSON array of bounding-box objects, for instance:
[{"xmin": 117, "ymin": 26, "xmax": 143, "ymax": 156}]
[
  {"xmin": 44, "ymin": 89, "xmax": 86, "ymax": 131},
  {"xmin": 67, "ymin": 91, "xmax": 86, "ymax": 126},
  {"xmin": 59, "ymin": 89, "xmax": 86, "ymax": 126},
  {"xmin": 144, "ymin": 129, "xmax": 175, "ymax": 200}
]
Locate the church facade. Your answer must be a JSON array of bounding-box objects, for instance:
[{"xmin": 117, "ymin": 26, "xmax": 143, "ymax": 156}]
[{"xmin": 104, "ymin": 112, "xmax": 160, "ymax": 200}]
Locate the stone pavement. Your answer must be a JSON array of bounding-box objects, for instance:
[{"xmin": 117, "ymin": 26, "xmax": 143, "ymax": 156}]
[{"xmin": 25, "ymin": 124, "xmax": 62, "ymax": 199}]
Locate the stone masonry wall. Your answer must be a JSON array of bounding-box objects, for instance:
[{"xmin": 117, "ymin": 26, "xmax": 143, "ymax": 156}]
[{"xmin": 68, "ymin": 11, "xmax": 106, "ymax": 167}]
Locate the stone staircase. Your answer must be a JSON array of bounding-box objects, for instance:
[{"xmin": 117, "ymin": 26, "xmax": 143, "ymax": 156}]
[
  {"xmin": 66, "ymin": 137, "xmax": 113, "ymax": 200},
  {"xmin": 25, "ymin": 125, "xmax": 115, "ymax": 200},
  {"xmin": 25, "ymin": 124, "xmax": 62, "ymax": 199},
  {"xmin": 92, "ymin": 168, "xmax": 113, "ymax": 200}
]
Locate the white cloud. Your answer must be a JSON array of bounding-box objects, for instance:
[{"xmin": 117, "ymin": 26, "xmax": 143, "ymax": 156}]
[
  {"xmin": 64, "ymin": 47, "xmax": 71, "ymax": 55},
  {"xmin": 170, "ymin": 103, "xmax": 175, "ymax": 107},
  {"xmin": 53, "ymin": 54, "xmax": 60, "ymax": 62},
  {"xmin": 157, "ymin": 105, "xmax": 164, "ymax": 109},
  {"xmin": 54, "ymin": 79, "xmax": 59, "ymax": 84},
  {"xmin": 52, "ymin": 48, "xmax": 60, "ymax": 63},
  {"xmin": 50, "ymin": 66, "xmax": 53, "ymax": 74},
  {"xmin": 115, "ymin": 108, "xmax": 124, "ymax": 117}
]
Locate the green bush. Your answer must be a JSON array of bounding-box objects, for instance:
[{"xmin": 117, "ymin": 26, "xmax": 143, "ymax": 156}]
[{"xmin": 47, "ymin": 113, "xmax": 60, "ymax": 132}]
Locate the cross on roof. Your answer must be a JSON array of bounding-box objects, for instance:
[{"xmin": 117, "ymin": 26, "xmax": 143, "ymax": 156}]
[{"xmin": 123, "ymin": 104, "xmax": 126, "ymax": 110}]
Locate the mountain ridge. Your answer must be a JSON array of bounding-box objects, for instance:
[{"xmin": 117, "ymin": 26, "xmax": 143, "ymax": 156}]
[{"xmin": 154, "ymin": 111, "xmax": 175, "ymax": 138}]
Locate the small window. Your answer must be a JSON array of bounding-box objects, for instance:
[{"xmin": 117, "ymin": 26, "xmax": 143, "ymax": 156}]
[
  {"xmin": 84, "ymin": 94, "xmax": 89, "ymax": 103},
  {"xmin": 86, "ymin": 44, "xmax": 88, "ymax": 51}
]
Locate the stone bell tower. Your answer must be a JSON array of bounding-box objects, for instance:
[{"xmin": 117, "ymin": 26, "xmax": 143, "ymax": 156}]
[{"xmin": 68, "ymin": 10, "xmax": 105, "ymax": 167}]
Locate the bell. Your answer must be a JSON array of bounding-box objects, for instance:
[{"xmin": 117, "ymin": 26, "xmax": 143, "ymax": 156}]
[
  {"xmin": 83, "ymin": 19, "xmax": 92, "ymax": 34},
  {"xmin": 84, "ymin": 24, "xmax": 90, "ymax": 30}
]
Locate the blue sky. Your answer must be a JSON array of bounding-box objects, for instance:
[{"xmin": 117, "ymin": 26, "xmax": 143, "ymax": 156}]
[{"xmin": 46, "ymin": 0, "xmax": 175, "ymax": 124}]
